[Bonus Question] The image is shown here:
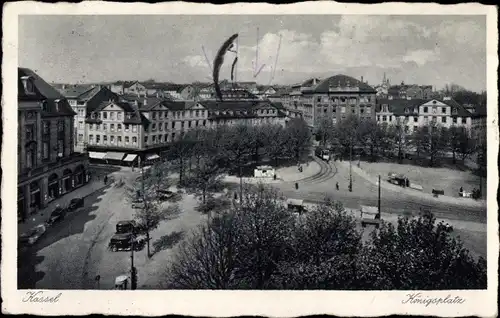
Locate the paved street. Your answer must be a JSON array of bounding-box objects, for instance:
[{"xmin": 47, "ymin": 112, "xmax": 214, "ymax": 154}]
[{"xmin": 17, "ymin": 158, "xmax": 487, "ymax": 290}]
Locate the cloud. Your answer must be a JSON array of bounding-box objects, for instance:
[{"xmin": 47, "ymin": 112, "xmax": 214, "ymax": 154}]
[{"xmin": 402, "ymin": 49, "xmax": 440, "ymax": 66}]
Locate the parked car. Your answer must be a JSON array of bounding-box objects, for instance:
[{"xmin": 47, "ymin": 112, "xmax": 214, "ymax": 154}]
[
  {"xmin": 360, "ymin": 205, "xmax": 381, "ymax": 228},
  {"xmin": 115, "ymin": 220, "xmax": 144, "ymax": 234},
  {"xmin": 46, "ymin": 206, "xmax": 67, "ymax": 226},
  {"xmin": 108, "ymin": 233, "xmax": 145, "ymax": 252},
  {"xmin": 68, "ymin": 197, "xmax": 84, "ymax": 211},
  {"xmin": 19, "ymin": 224, "xmax": 47, "ymax": 246},
  {"xmin": 286, "ymin": 198, "xmax": 308, "ymax": 214},
  {"xmin": 131, "ymin": 198, "xmax": 145, "ymax": 209},
  {"xmin": 157, "ymin": 189, "xmax": 175, "ymax": 201}
]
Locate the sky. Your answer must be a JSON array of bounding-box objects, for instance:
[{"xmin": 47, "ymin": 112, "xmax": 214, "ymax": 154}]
[{"xmin": 19, "ymin": 15, "xmax": 487, "ymax": 92}]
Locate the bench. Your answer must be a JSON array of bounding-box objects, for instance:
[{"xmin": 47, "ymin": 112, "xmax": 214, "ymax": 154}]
[{"xmin": 432, "ymin": 189, "xmax": 445, "ymax": 197}]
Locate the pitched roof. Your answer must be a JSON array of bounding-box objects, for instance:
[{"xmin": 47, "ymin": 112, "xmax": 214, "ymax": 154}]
[
  {"xmin": 58, "ymin": 85, "xmax": 96, "ymax": 99},
  {"xmin": 18, "ymin": 67, "xmax": 76, "ymax": 116},
  {"xmin": 161, "ymin": 100, "xmax": 190, "ymax": 111},
  {"xmin": 87, "ymin": 100, "xmax": 149, "ymax": 125},
  {"xmin": 313, "ymin": 75, "xmax": 376, "ymax": 93},
  {"xmin": 376, "ymin": 98, "xmax": 426, "ymax": 114},
  {"xmin": 198, "ymin": 100, "xmax": 287, "ymax": 119},
  {"xmin": 376, "ymin": 98, "xmax": 473, "ymax": 117}
]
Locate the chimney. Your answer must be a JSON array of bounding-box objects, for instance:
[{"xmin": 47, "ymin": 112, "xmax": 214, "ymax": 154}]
[{"xmin": 361, "ymin": 76, "xmax": 364, "ymax": 83}]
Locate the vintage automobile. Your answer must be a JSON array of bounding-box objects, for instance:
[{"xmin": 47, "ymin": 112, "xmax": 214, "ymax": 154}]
[
  {"xmin": 46, "ymin": 206, "xmax": 67, "ymax": 226},
  {"xmin": 360, "ymin": 205, "xmax": 381, "ymax": 228},
  {"xmin": 19, "ymin": 224, "xmax": 47, "ymax": 246},
  {"xmin": 157, "ymin": 189, "xmax": 175, "ymax": 201},
  {"xmin": 286, "ymin": 198, "xmax": 308, "ymax": 214},
  {"xmin": 115, "ymin": 220, "xmax": 144, "ymax": 234},
  {"xmin": 115, "ymin": 275, "xmax": 130, "ymax": 290},
  {"xmin": 131, "ymin": 198, "xmax": 145, "ymax": 209},
  {"xmin": 108, "ymin": 233, "xmax": 145, "ymax": 252},
  {"xmin": 68, "ymin": 197, "xmax": 84, "ymax": 211}
]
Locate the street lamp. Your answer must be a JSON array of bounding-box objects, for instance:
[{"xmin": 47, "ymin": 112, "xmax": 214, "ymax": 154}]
[{"xmin": 349, "ymin": 140, "xmax": 353, "ymax": 192}]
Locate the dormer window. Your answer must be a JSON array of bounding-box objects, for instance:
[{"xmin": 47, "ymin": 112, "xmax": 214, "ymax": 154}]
[
  {"xmin": 452, "ymin": 108, "xmax": 458, "ymax": 115},
  {"xmin": 54, "ymin": 99, "xmax": 61, "ymax": 112},
  {"xmin": 21, "ymin": 76, "xmax": 35, "ymax": 95}
]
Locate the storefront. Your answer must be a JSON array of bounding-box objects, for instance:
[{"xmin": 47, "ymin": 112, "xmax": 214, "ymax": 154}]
[
  {"xmin": 74, "ymin": 164, "xmax": 86, "ymax": 187},
  {"xmin": 104, "ymin": 152, "xmax": 126, "ymax": 165},
  {"xmin": 62, "ymin": 168, "xmax": 73, "ymax": 194},
  {"xmin": 48, "ymin": 173, "xmax": 60, "ymax": 202},
  {"xmin": 123, "ymin": 154, "xmax": 138, "ymax": 167}
]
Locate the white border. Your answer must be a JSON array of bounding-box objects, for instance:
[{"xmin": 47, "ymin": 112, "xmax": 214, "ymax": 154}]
[{"xmin": 2, "ymin": 2, "xmax": 498, "ymax": 316}]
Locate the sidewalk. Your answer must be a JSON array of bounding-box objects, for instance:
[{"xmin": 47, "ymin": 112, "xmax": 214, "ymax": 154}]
[
  {"xmin": 18, "ymin": 179, "xmax": 111, "ymax": 236},
  {"xmin": 337, "ymin": 161, "xmax": 486, "ymax": 209}
]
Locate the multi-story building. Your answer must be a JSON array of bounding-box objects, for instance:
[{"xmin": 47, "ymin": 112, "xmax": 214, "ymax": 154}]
[
  {"xmin": 164, "ymin": 84, "xmax": 195, "ymax": 100},
  {"xmin": 59, "ymin": 85, "xmax": 119, "ymax": 152},
  {"xmin": 199, "ymin": 100, "xmax": 287, "ymax": 128},
  {"xmin": 286, "ymin": 75, "xmax": 376, "ymax": 129},
  {"xmin": 110, "ymin": 81, "xmax": 147, "ymax": 96},
  {"xmin": 18, "ymin": 68, "xmax": 89, "ymax": 222},
  {"xmin": 375, "ymin": 97, "xmax": 473, "ymax": 134},
  {"xmin": 471, "ymin": 105, "xmax": 487, "ymax": 145}
]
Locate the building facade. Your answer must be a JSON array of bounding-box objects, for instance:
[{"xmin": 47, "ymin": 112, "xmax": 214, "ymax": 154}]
[
  {"xmin": 376, "ymin": 97, "xmax": 473, "ymax": 134},
  {"xmin": 286, "ymin": 75, "xmax": 376, "ymax": 129},
  {"xmin": 59, "ymin": 85, "xmax": 119, "ymax": 152},
  {"xmin": 18, "ymin": 68, "xmax": 89, "ymax": 222}
]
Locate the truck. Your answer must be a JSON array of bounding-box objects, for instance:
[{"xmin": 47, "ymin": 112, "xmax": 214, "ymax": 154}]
[{"xmin": 360, "ymin": 205, "xmax": 381, "ymax": 228}]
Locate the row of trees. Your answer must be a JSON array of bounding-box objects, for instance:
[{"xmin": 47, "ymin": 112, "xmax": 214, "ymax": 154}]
[
  {"xmin": 125, "ymin": 118, "xmax": 313, "ymax": 256},
  {"xmin": 317, "ymin": 115, "xmax": 485, "ymax": 167},
  {"xmin": 164, "ymin": 184, "xmax": 487, "ymax": 290},
  {"xmin": 167, "ymin": 118, "xmax": 311, "ymax": 196}
]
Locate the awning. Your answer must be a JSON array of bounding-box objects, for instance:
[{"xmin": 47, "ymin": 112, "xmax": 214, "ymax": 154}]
[
  {"xmin": 123, "ymin": 154, "xmax": 138, "ymax": 162},
  {"xmin": 146, "ymin": 154, "xmax": 160, "ymax": 160},
  {"xmin": 89, "ymin": 151, "xmax": 106, "ymax": 160},
  {"xmin": 104, "ymin": 152, "xmax": 126, "ymax": 161}
]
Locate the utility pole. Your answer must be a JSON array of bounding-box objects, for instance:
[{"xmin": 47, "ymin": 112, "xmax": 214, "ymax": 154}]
[{"xmin": 377, "ymin": 175, "xmax": 381, "ymax": 216}]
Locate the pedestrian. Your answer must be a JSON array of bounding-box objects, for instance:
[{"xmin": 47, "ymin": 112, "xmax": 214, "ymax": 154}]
[
  {"xmin": 406, "ymin": 178, "xmax": 410, "ymax": 188},
  {"xmin": 273, "ymin": 174, "xmax": 277, "ymax": 181},
  {"xmin": 104, "ymin": 175, "xmax": 108, "ymax": 185},
  {"xmin": 459, "ymin": 186, "xmax": 463, "ymax": 193},
  {"xmin": 336, "ymin": 182, "xmax": 339, "ymax": 191},
  {"xmin": 295, "ymin": 182, "xmax": 299, "ymax": 190}
]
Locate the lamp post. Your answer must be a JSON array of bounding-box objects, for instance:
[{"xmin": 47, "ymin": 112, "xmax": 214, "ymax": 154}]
[{"xmin": 349, "ymin": 141, "xmax": 353, "ymax": 192}]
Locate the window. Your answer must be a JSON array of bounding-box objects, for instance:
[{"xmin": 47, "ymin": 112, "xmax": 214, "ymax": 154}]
[
  {"xmin": 404, "ymin": 126, "xmax": 409, "ymax": 133},
  {"xmin": 188, "ymin": 121, "xmax": 192, "ymax": 128},
  {"xmin": 382, "ymin": 115, "xmax": 387, "ymax": 121},
  {"xmin": 89, "ymin": 124, "xmax": 94, "ymax": 131},
  {"xmin": 389, "ymin": 115, "xmax": 393, "ymax": 121},
  {"xmin": 118, "ymin": 136, "xmax": 122, "ymax": 143},
  {"xmin": 453, "ymin": 117, "xmax": 457, "ymax": 124},
  {"xmin": 103, "ymin": 136, "xmax": 108, "ymax": 144},
  {"xmin": 159, "ymin": 123, "xmax": 163, "ymax": 131},
  {"xmin": 182, "ymin": 121, "xmax": 185, "ymax": 128},
  {"xmin": 360, "ymin": 108, "xmax": 364, "ymax": 114},
  {"xmin": 103, "ymin": 124, "xmax": 107, "ymax": 131},
  {"xmin": 442, "ymin": 116, "xmax": 447, "ymax": 123},
  {"xmin": 111, "ymin": 112, "xmax": 116, "ymax": 120},
  {"xmin": 125, "ymin": 136, "xmax": 129, "ymax": 143},
  {"xmin": 26, "ymin": 144, "xmax": 36, "ymax": 168},
  {"xmin": 103, "ymin": 112, "xmax": 108, "ymax": 119},
  {"xmin": 172, "ymin": 132, "xmax": 176, "ymax": 140},
  {"xmin": 414, "ymin": 117, "xmax": 418, "ymax": 122},
  {"xmin": 423, "ymin": 106, "xmax": 428, "ymax": 113},
  {"xmin": 118, "ymin": 124, "xmax": 122, "ymax": 131},
  {"xmin": 125, "ymin": 124, "xmax": 130, "ymax": 131},
  {"xmin": 164, "ymin": 111, "xmax": 168, "ymax": 118},
  {"xmin": 172, "ymin": 122, "xmax": 175, "ymax": 129},
  {"xmin": 352, "ymin": 108, "xmax": 355, "ymax": 114},
  {"xmin": 152, "ymin": 123, "xmax": 156, "ymax": 131},
  {"xmin": 57, "ymin": 120, "xmax": 64, "ymax": 132},
  {"xmin": 165, "ymin": 134, "xmax": 168, "ymax": 141},
  {"xmin": 144, "ymin": 136, "xmax": 148, "ymax": 144},
  {"xmin": 159, "ymin": 135, "xmax": 163, "ymax": 142},
  {"xmin": 195, "ymin": 110, "xmax": 199, "ymax": 117},
  {"xmin": 442, "ymin": 107, "xmax": 446, "ymax": 114},
  {"xmin": 78, "ymin": 134, "xmax": 83, "ymax": 141},
  {"xmin": 132, "ymin": 137, "xmax": 137, "ymax": 144},
  {"xmin": 110, "ymin": 136, "xmax": 115, "ymax": 143},
  {"xmin": 152, "ymin": 135, "xmax": 157, "ymax": 143},
  {"xmin": 203, "ymin": 120, "xmax": 206, "ymax": 126},
  {"xmin": 96, "ymin": 135, "xmax": 101, "ymax": 144},
  {"xmin": 132, "ymin": 125, "xmax": 137, "ymax": 132},
  {"xmin": 366, "ymin": 107, "xmax": 371, "ymax": 114},
  {"xmin": 341, "ymin": 106, "xmax": 346, "ymax": 113},
  {"xmin": 377, "ymin": 115, "xmax": 381, "ymax": 121},
  {"xmin": 42, "ymin": 141, "xmax": 49, "ymax": 160},
  {"xmin": 152, "ymin": 112, "xmax": 156, "ymax": 119},
  {"xmin": 117, "ymin": 112, "xmax": 122, "ymax": 120},
  {"xmin": 110, "ymin": 124, "xmax": 115, "ymax": 131},
  {"xmin": 89, "ymin": 135, "xmax": 94, "ymax": 144}
]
